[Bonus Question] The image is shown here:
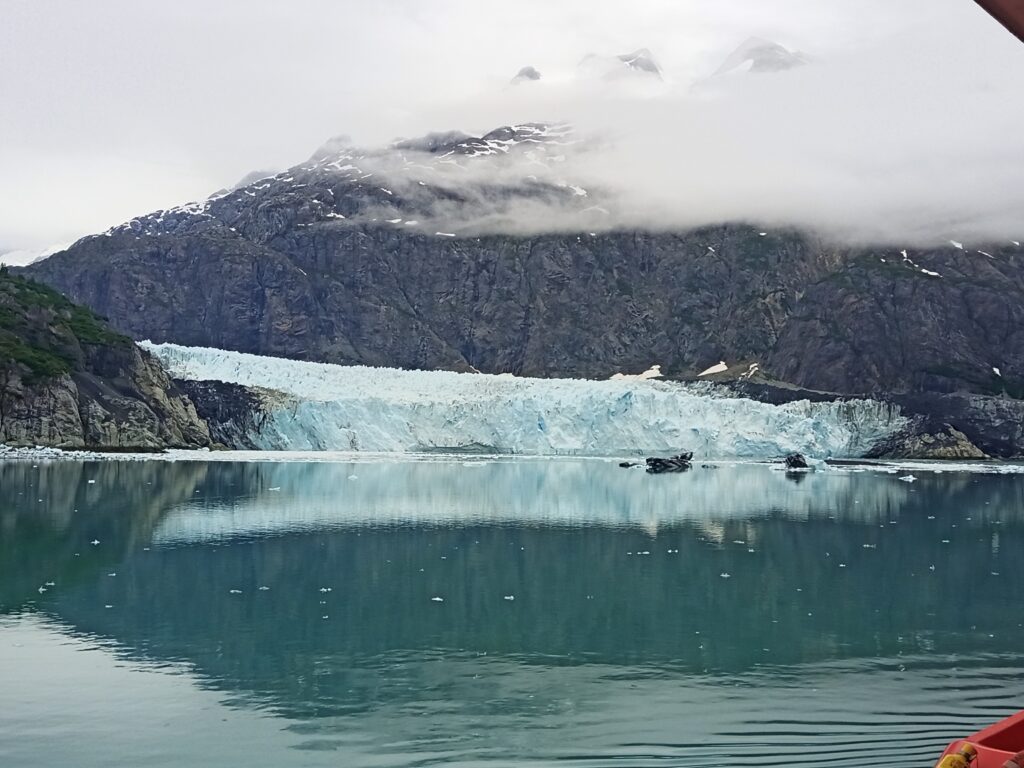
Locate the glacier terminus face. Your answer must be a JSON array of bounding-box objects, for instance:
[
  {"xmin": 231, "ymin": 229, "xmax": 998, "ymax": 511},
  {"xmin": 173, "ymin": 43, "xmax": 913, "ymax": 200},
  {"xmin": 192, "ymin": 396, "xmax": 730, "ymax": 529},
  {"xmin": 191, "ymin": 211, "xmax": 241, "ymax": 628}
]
[{"xmin": 144, "ymin": 342, "xmax": 907, "ymax": 458}]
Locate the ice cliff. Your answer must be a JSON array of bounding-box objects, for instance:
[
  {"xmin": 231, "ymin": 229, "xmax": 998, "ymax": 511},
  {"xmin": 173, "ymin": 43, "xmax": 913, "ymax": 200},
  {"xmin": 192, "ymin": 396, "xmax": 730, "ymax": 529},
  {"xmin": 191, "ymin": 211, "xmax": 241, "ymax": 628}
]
[{"xmin": 144, "ymin": 342, "xmax": 907, "ymax": 458}]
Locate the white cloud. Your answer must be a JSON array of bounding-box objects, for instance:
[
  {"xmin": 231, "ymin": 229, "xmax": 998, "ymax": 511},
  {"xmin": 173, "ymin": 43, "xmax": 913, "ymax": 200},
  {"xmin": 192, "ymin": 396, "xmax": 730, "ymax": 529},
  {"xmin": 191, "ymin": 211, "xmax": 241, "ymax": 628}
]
[{"xmin": 1, "ymin": 0, "xmax": 1022, "ymax": 248}]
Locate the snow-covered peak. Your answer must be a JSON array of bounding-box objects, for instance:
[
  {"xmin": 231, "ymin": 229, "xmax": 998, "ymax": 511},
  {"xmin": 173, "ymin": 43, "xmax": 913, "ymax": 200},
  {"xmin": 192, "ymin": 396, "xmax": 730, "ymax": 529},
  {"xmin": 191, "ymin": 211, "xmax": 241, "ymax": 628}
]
[
  {"xmin": 618, "ymin": 48, "xmax": 662, "ymax": 76},
  {"xmin": 309, "ymin": 133, "xmax": 356, "ymax": 162},
  {"xmin": 511, "ymin": 65, "xmax": 541, "ymax": 84},
  {"xmin": 392, "ymin": 130, "xmax": 474, "ymax": 154},
  {"xmin": 0, "ymin": 242, "xmax": 73, "ymax": 267},
  {"xmin": 391, "ymin": 122, "xmax": 573, "ymax": 159},
  {"xmin": 579, "ymin": 48, "xmax": 663, "ymax": 80},
  {"xmin": 714, "ymin": 37, "xmax": 808, "ymax": 76}
]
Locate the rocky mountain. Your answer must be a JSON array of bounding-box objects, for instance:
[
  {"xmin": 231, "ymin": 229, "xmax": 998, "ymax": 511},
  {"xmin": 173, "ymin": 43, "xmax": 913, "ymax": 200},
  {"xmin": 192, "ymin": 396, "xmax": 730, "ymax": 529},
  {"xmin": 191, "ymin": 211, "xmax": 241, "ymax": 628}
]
[
  {"xmin": 511, "ymin": 66, "xmax": 541, "ymax": 84},
  {"xmin": 19, "ymin": 124, "xmax": 1024, "ymax": 405},
  {"xmin": 579, "ymin": 48, "xmax": 663, "ymax": 80},
  {"xmin": 713, "ymin": 37, "xmax": 808, "ymax": 75},
  {"xmin": 0, "ymin": 268, "xmax": 210, "ymax": 449}
]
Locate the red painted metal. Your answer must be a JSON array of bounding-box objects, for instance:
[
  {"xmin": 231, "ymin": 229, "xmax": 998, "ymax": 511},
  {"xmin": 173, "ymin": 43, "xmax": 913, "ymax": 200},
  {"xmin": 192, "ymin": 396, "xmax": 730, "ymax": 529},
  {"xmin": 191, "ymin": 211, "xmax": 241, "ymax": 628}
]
[{"xmin": 936, "ymin": 710, "xmax": 1024, "ymax": 767}]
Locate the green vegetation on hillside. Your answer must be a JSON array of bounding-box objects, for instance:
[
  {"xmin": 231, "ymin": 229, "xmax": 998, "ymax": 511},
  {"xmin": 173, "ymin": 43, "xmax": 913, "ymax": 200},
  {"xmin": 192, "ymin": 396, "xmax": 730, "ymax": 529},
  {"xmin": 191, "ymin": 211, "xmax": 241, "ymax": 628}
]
[{"xmin": 0, "ymin": 267, "xmax": 130, "ymax": 380}]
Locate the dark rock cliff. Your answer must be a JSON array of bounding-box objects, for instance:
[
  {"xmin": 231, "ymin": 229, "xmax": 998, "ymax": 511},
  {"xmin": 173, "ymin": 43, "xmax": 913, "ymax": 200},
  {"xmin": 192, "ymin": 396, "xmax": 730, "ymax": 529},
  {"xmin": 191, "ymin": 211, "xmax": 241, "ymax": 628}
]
[
  {"xmin": 0, "ymin": 270, "xmax": 210, "ymax": 449},
  {"xmin": 20, "ymin": 124, "xmax": 1024, "ymax": 400}
]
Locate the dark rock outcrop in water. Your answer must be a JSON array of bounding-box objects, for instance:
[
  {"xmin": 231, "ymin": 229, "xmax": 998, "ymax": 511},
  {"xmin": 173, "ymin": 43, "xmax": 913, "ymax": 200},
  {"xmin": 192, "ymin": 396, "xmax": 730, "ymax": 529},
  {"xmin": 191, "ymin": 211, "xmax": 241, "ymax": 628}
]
[
  {"xmin": 174, "ymin": 378, "xmax": 279, "ymax": 450},
  {"xmin": 865, "ymin": 422, "xmax": 987, "ymax": 460},
  {"xmin": 645, "ymin": 453, "xmax": 693, "ymax": 473},
  {"xmin": 0, "ymin": 270, "xmax": 210, "ymax": 449},
  {"xmin": 784, "ymin": 453, "xmax": 809, "ymax": 469},
  {"xmin": 733, "ymin": 380, "xmax": 1021, "ymax": 459}
]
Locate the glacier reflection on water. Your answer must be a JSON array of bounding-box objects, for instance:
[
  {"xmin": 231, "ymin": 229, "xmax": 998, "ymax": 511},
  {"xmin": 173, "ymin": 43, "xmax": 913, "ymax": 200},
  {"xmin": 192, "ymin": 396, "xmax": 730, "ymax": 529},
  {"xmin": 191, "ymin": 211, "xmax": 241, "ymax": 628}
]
[
  {"xmin": 148, "ymin": 458, "xmax": 1023, "ymax": 543},
  {"xmin": 1, "ymin": 458, "xmax": 1023, "ymax": 768}
]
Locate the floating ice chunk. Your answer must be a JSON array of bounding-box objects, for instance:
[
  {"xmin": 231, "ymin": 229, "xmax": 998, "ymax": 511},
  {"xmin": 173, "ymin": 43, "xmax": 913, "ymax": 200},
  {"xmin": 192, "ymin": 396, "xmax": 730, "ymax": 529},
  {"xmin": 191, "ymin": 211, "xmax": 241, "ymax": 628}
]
[{"xmin": 698, "ymin": 361, "xmax": 729, "ymax": 377}]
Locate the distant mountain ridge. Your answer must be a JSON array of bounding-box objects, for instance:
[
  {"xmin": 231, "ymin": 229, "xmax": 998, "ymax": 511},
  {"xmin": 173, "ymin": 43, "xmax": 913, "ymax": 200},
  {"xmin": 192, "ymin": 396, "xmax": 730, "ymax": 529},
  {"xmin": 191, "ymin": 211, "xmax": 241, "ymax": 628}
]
[{"xmin": 18, "ymin": 121, "xmax": 1024, "ymax": 406}]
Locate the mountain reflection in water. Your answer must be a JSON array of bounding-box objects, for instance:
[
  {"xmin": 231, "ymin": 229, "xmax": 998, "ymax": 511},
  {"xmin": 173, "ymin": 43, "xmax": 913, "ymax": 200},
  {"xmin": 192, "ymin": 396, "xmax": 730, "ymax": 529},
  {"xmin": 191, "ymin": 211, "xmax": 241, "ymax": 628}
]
[{"xmin": 1, "ymin": 458, "xmax": 1022, "ymax": 768}]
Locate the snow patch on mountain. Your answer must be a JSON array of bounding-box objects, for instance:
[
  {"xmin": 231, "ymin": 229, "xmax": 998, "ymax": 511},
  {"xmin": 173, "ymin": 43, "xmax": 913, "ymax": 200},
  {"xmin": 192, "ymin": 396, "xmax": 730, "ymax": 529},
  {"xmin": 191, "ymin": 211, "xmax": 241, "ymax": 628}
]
[
  {"xmin": 144, "ymin": 343, "xmax": 907, "ymax": 458},
  {"xmin": 0, "ymin": 242, "xmax": 73, "ymax": 267}
]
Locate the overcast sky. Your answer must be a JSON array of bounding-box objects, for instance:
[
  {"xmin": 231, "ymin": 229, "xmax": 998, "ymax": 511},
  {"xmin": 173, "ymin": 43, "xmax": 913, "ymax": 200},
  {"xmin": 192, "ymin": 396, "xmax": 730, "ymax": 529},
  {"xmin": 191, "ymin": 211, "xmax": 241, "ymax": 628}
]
[{"xmin": 2, "ymin": 0, "xmax": 1022, "ymax": 258}]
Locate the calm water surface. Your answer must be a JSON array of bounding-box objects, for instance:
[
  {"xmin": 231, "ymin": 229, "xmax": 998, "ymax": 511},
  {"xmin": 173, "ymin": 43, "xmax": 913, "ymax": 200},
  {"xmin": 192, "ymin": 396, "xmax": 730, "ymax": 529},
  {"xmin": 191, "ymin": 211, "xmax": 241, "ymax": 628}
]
[{"xmin": 1, "ymin": 458, "xmax": 1022, "ymax": 767}]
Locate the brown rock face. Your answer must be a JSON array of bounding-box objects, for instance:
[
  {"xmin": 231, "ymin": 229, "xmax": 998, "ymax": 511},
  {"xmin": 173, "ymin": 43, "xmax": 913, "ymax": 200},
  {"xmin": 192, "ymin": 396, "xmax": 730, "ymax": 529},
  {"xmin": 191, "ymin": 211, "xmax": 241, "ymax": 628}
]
[{"xmin": 0, "ymin": 271, "xmax": 210, "ymax": 449}]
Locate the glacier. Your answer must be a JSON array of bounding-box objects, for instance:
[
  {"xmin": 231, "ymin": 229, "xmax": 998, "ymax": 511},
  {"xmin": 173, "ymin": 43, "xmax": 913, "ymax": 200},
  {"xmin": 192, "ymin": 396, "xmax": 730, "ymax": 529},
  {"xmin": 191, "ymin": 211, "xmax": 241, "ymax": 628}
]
[{"xmin": 143, "ymin": 342, "xmax": 908, "ymax": 458}]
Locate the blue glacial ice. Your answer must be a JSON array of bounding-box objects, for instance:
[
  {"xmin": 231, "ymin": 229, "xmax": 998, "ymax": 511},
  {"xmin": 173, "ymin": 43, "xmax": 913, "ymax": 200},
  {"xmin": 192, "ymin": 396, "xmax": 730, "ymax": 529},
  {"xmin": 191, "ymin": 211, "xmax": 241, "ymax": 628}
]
[{"xmin": 144, "ymin": 342, "xmax": 907, "ymax": 458}]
